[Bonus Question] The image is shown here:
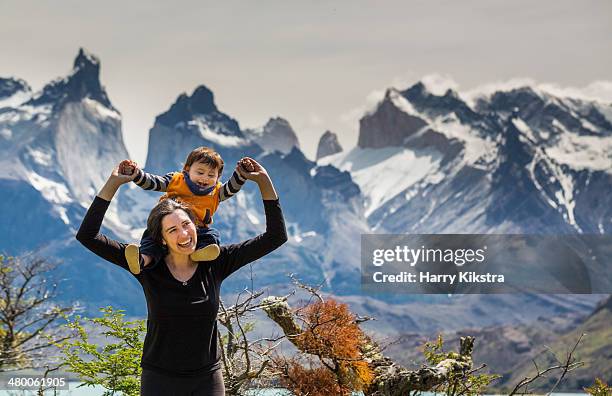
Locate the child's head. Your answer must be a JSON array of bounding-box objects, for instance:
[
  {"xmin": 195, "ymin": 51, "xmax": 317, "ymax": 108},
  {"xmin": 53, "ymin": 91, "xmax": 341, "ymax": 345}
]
[{"xmin": 183, "ymin": 146, "xmax": 224, "ymax": 188}]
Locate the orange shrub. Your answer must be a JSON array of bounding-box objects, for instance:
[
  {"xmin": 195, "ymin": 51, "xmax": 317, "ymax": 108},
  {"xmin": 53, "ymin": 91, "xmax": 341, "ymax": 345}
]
[
  {"xmin": 281, "ymin": 359, "xmax": 349, "ymax": 396},
  {"xmin": 292, "ymin": 299, "xmax": 374, "ymax": 390},
  {"xmin": 296, "ymin": 299, "xmax": 362, "ymax": 359}
]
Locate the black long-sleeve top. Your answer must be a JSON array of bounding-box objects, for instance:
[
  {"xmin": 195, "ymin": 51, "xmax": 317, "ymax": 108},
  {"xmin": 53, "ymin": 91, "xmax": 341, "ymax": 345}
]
[{"xmin": 76, "ymin": 196, "xmax": 287, "ymax": 377}]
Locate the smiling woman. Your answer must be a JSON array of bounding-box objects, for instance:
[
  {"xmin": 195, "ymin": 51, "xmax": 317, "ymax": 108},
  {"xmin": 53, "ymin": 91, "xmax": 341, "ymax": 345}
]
[
  {"xmin": 75, "ymin": 157, "xmax": 287, "ymax": 395},
  {"xmin": 119, "ymin": 146, "xmax": 249, "ymax": 274}
]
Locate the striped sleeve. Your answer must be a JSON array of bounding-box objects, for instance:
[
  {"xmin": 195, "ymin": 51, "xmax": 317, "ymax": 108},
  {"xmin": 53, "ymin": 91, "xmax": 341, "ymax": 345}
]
[
  {"xmin": 219, "ymin": 171, "xmax": 246, "ymax": 202},
  {"xmin": 132, "ymin": 169, "xmax": 175, "ymax": 192}
]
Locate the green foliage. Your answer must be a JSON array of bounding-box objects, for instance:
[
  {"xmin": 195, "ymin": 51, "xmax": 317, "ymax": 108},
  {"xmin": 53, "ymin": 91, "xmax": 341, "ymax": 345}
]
[
  {"xmin": 56, "ymin": 307, "xmax": 145, "ymax": 396},
  {"xmin": 423, "ymin": 334, "xmax": 500, "ymax": 396},
  {"xmin": 584, "ymin": 378, "xmax": 611, "ymax": 396}
]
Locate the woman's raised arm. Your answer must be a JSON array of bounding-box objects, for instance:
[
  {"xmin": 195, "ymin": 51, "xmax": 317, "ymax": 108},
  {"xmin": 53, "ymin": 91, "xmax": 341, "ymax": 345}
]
[
  {"xmin": 98, "ymin": 164, "xmax": 138, "ymax": 201},
  {"xmin": 75, "ymin": 166, "xmax": 137, "ymax": 273},
  {"xmin": 212, "ymin": 158, "xmax": 287, "ymax": 281}
]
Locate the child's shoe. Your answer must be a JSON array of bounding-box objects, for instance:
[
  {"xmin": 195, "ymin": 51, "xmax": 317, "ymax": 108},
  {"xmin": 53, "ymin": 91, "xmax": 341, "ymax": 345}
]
[
  {"xmin": 190, "ymin": 244, "xmax": 220, "ymax": 262},
  {"xmin": 125, "ymin": 244, "xmax": 143, "ymax": 275}
]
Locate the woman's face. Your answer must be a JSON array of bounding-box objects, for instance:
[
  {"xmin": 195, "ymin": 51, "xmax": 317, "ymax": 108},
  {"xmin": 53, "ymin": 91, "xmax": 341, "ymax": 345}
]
[{"xmin": 161, "ymin": 209, "xmax": 197, "ymax": 255}]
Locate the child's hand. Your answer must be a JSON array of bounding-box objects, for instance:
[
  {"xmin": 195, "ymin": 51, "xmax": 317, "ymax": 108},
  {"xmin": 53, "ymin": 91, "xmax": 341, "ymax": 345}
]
[
  {"xmin": 109, "ymin": 165, "xmax": 137, "ymax": 185},
  {"xmin": 238, "ymin": 157, "xmax": 269, "ymax": 183},
  {"xmin": 119, "ymin": 159, "xmax": 138, "ymax": 176}
]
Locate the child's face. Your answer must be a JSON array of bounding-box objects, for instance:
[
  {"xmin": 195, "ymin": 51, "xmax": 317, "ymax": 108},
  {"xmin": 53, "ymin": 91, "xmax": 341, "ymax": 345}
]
[{"xmin": 186, "ymin": 161, "xmax": 219, "ymax": 189}]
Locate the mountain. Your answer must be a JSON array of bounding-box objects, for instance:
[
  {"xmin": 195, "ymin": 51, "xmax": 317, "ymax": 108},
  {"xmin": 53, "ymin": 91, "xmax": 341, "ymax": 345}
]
[
  {"xmin": 0, "ymin": 49, "xmax": 142, "ymax": 310},
  {"xmin": 497, "ymin": 294, "xmax": 612, "ymax": 391},
  {"xmin": 320, "ymin": 82, "xmax": 612, "ymax": 234},
  {"xmin": 243, "ymin": 117, "xmax": 300, "ymax": 155},
  {"xmin": 317, "ymin": 81, "xmax": 610, "ymax": 331},
  {"xmin": 316, "ymin": 130, "xmax": 343, "ymax": 160},
  {"xmin": 0, "ymin": 51, "xmax": 608, "ymax": 334}
]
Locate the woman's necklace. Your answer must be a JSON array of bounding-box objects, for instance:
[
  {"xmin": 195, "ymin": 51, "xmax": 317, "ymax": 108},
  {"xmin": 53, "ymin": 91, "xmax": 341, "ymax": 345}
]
[{"xmin": 166, "ymin": 259, "xmax": 197, "ymax": 283}]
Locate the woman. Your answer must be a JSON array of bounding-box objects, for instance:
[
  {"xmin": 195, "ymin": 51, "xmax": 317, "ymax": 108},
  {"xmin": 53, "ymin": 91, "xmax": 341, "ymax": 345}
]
[{"xmin": 76, "ymin": 157, "xmax": 287, "ymax": 395}]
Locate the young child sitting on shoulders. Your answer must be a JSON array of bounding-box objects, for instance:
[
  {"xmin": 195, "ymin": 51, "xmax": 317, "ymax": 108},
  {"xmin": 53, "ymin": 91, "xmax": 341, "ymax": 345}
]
[{"xmin": 118, "ymin": 146, "xmax": 253, "ymax": 274}]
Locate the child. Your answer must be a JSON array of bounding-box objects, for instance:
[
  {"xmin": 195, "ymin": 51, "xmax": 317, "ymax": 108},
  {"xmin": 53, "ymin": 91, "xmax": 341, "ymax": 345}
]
[{"xmin": 119, "ymin": 146, "xmax": 251, "ymax": 274}]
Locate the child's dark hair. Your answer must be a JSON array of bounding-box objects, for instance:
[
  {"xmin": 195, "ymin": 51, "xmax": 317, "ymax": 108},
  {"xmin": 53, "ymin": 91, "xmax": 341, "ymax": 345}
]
[
  {"xmin": 183, "ymin": 146, "xmax": 224, "ymax": 176},
  {"xmin": 147, "ymin": 199, "xmax": 197, "ymax": 245}
]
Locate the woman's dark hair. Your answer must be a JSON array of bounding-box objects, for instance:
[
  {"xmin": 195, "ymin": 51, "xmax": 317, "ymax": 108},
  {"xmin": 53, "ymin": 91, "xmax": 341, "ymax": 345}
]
[
  {"xmin": 183, "ymin": 146, "xmax": 224, "ymax": 177},
  {"xmin": 147, "ymin": 198, "xmax": 196, "ymax": 245}
]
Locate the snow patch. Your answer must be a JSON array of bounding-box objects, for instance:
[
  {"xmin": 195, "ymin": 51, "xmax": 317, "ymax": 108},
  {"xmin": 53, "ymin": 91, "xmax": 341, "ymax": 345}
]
[
  {"xmin": 1, "ymin": 104, "xmax": 54, "ymax": 123},
  {"xmin": 27, "ymin": 148, "xmax": 53, "ymax": 166},
  {"xmin": 580, "ymin": 118, "xmax": 600, "ymax": 133},
  {"xmin": 54, "ymin": 206, "xmax": 70, "ymax": 225},
  {"xmin": 529, "ymin": 149, "xmax": 581, "ymax": 231},
  {"xmin": 189, "ymin": 117, "xmax": 246, "ymax": 147},
  {"xmin": 512, "ymin": 118, "xmax": 531, "ymax": 135},
  {"xmin": 0, "ymin": 128, "xmax": 11, "ymax": 139},
  {"xmin": 83, "ymin": 98, "xmax": 120, "ymax": 120},
  {"xmin": 388, "ymin": 88, "xmax": 418, "ymax": 115},
  {"xmin": 387, "ymin": 91, "xmax": 496, "ymax": 167},
  {"xmin": 294, "ymin": 230, "xmax": 317, "ymax": 243},
  {"xmin": 547, "ymin": 120, "xmax": 612, "ymax": 173},
  {"xmin": 26, "ymin": 172, "xmax": 72, "ymax": 204},
  {"xmin": 320, "ymin": 146, "xmax": 443, "ymax": 217},
  {"xmin": 0, "ymin": 90, "xmax": 31, "ymax": 109},
  {"xmin": 595, "ymin": 103, "xmax": 612, "ymax": 125}
]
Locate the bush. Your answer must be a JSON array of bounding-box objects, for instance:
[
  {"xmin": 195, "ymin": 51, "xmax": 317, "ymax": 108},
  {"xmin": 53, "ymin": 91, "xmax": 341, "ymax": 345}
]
[{"xmin": 56, "ymin": 306, "xmax": 144, "ymax": 396}]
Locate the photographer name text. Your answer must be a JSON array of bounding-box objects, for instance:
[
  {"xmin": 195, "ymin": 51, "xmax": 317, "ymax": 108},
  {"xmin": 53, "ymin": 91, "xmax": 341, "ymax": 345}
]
[{"xmin": 371, "ymin": 271, "xmax": 505, "ymax": 284}]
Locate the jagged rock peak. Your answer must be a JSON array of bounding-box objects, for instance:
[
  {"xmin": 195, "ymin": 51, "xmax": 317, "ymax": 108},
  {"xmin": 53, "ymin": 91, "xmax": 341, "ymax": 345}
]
[
  {"xmin": 155, "ymin": 85, "xmax": 219, "ymax": 127},
  {"xmin": 0, "ymin": 77, "xmax": 31, "ymax": 100},
  {"xmin": 400, "ymin": 81, "xmax": 479, "ymax": 123},
  {"xmin": 402, "ymin": 81, "xmax": 427, "ymax": 98},
  {"xmin": 316, "ymin": 130, "xmax": 343, "ymax": 160},
  {"xmin": 260, "ymin": 116, "xmax": 285, "ymax": 131},
  {"xmin": 402, "ymin": 81, "xmax": 460, "ymax": 102},
  {"xmin": 487, "ymin": 86, "xmax": 544, "ymax": 108},
  {"xmin": 73, "ymin": 48, "xmax": 100, "ymax": 70},
  {"xmin": 190, "ymin": 85, "xmax": 217, "ymax": 114},
  {"xmin": 28, "ymin": 48, "xmax": 113, "ymax": 109},
  {"xmin": 358, "ymin": 89, "xmax": 428, "ymax": 149},
  {"xmin": 244, "ymin": 116, "xmax": 300, "ymax": 155}
]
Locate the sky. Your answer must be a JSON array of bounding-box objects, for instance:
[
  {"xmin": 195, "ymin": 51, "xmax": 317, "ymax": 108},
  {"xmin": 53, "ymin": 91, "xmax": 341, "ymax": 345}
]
[{"xmin": 2, "ymin": 0, "xmax": 611, "ymax": 164}]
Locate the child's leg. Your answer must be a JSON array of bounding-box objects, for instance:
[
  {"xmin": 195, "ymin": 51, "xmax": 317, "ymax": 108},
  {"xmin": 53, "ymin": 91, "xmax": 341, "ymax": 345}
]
[
  {"xmin": 139, "ymin": 229, "xmax": 165, "ymax": 267},
  {"xmin": 190, "ymin": 227, "xmax": 221, "ymax": 262},
  {"xmin": 125, "ymin": 229, "xmax": 165, "ymax": 274},
  {"xmin": 196, "ymin": 226, "xmax": 221, "ymax": 248}
]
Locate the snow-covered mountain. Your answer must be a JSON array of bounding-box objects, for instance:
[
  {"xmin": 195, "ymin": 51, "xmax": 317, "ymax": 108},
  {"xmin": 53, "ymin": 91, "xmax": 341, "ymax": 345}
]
[
  {"xmin": 320, "ymin": 82, "xmax": 612, "ymax": 235},
  {"xmin": 0, "ymin": 49, "xmax": 144, "ymax": 309},
  {"xmin": 0, "ymin": 49, "xmax": 130, "ymax": 247},
  {"xmin": 0, "ymin": 50, "xmax": 608, "ymax": 332}
]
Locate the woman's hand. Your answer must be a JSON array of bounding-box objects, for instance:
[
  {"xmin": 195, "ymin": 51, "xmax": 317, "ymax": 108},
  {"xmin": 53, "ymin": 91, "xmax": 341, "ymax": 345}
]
[
  {"xmin": 238, "ymin": 157, "xmax": 269, "ymax": 183},
  {"xmin": 111, "ymin": 165, "xmax": 138, "ymax": 185},
  {"xmin": 98, "ymin": 165, "xmax": 137, "ymax": 201},
  {"xmin": 118, "ymin": 159, "xmax": 139, "ymax": 176},
  {"xmin": 237, "ymin": 157, "xmax": 278, "ymax": 200}
]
